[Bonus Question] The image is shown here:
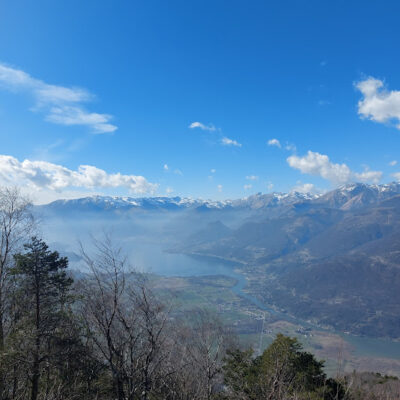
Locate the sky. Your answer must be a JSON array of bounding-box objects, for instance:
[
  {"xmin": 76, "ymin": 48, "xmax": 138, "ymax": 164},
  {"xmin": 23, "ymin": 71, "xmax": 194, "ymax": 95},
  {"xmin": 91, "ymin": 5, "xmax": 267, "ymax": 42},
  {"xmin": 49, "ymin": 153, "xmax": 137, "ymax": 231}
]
[{"xmin": 1, "ymin": 0, "xmax": 400, "ymax": 204}]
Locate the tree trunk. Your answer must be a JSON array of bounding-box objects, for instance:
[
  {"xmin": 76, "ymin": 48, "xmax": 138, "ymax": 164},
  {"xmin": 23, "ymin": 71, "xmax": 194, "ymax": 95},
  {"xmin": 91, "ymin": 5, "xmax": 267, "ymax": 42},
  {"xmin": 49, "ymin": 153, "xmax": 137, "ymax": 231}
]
[
  {"xmin": 31, "ymin": 269, "xmax": 41, "ymax": 400},
  {"xmin": 31, "ymin": 352, "xmax": 39, "ymax": 400}
]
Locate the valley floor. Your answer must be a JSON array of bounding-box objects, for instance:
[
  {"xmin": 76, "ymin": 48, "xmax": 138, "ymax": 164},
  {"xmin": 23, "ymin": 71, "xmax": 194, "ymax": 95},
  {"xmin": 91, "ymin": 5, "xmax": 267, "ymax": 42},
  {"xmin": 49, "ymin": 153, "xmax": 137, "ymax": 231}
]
[{"xmin": 150, "ymin": 273, "xmax": 400, "ymax": 377}]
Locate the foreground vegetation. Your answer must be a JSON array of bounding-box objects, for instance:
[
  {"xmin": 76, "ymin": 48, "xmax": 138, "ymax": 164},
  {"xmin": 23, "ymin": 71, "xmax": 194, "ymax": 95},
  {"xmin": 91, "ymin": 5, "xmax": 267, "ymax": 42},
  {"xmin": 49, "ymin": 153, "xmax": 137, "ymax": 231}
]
[{"xmin": 0, "ymin": 188, "xmax": 398, "ymax": 399}]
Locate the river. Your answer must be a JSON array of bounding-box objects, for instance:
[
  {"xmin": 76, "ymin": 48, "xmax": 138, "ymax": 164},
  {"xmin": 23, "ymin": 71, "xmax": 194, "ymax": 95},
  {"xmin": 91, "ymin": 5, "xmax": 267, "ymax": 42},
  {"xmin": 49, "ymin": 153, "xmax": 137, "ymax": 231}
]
[{"xmin": 126, "ymin": 242, "xmax": 400, "ymax": 362}]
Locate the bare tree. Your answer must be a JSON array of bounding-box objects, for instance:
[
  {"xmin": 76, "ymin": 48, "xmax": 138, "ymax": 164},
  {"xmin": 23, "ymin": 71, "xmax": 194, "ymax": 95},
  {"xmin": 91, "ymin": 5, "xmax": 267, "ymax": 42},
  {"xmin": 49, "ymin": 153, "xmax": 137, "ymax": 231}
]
[
  {"xmin": 78, "ymin": 235, "xmax": 172, "ymax": 400},
  {"xmin": 0, "ymin": 187, "xmax": 34, "ymax": 399},
  {"xmin": 184, "ymin": 309, "xmax": 230, "ymax": 400}
]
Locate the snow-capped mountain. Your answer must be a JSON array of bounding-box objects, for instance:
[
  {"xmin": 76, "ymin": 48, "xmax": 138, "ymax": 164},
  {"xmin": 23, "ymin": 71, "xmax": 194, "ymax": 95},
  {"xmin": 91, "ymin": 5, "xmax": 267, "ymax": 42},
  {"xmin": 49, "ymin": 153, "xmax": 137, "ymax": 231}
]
[
  {"xmin": 36, "ymin": 182, "xmax": 400, "ymax": 214},
  {"xmin": 314, "ymin": 182, "xmax": 400, "ymax": 210},
  {"xmin": 37, "ymin": 191, "xmax": 321, "ymax": 214}
]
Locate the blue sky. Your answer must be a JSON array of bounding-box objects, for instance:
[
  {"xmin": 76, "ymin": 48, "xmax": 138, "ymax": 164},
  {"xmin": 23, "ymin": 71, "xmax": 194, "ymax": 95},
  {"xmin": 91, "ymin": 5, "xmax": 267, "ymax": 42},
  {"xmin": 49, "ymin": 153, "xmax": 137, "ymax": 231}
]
[{"xmin": 1, "ymin": 0, "xmax": 400, "ymax": 203}]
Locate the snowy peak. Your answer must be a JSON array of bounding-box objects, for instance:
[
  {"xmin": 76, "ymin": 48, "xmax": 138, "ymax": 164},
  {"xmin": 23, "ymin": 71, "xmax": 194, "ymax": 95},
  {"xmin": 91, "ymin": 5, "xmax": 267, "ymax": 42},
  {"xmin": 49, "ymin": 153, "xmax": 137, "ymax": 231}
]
[
  {"xmin": 317, "ymin": 182, "xmax": 400, "ymax": 210},
  {"xmin": 38, "ymin": 183, "xmax": 400, "ymax": 214}
]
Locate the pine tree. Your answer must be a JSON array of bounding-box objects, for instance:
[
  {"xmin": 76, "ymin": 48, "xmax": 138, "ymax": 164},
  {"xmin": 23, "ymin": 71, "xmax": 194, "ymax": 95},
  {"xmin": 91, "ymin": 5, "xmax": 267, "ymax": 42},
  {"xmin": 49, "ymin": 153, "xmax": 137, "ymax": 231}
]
[{"xmin": 12, "ymin": 237, "xmax": 73, "ymax": 400}]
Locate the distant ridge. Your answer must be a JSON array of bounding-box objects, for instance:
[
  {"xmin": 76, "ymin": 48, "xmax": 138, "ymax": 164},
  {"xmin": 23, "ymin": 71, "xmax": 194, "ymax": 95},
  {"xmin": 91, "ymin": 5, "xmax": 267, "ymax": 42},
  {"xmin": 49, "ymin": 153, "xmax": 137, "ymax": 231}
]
[{"xmin": 38, "ymin": 182, "xmax": 400, "ymax": 213}]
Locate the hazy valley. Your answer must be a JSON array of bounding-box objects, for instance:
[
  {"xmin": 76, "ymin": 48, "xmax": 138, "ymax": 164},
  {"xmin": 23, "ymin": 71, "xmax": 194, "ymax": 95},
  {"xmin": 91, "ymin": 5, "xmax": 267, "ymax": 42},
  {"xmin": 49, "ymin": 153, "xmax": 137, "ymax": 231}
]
[{"xmin": 33, "ymin": 182, "xmax": 400, "ymax": 376}]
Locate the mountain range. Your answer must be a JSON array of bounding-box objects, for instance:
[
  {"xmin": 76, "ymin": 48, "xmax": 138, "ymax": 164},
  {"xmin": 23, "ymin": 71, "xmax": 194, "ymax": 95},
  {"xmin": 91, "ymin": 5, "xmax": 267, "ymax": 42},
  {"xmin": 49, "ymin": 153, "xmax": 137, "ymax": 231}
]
[{"xmin": 36, "ymin": 182, "xmax": 400, "ymax": 338}]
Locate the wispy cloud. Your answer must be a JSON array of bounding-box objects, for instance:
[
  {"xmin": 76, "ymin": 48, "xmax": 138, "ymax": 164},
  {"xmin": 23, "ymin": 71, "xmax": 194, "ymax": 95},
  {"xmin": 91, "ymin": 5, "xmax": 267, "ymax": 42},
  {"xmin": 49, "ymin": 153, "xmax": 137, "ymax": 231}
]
[
  {"xmin": 356, "ymin": 76, "xmax": 400, "ymax": 130},
  {"xmin": 217, "ymin": 184, "xmax": 223, "ymax": 192},
  {"xmin": 174, "ymin": 168, "xmax": 183, "ymax": 176},
  {"xmin": 287, "ymin": 150, "xmax": 382, "ymax": 185},
  {"xmin": 0, "ymin": 155, "xmax": 156, "ymax": 194},
  {"xmin": 243, "ymin": 184, "xmax": 252, "ymax": 190},
  {"xmin": 393, "ymin": 172, "xmax": 400, "ymax": 181},
  {"xmin": 246, "ymin": 175, "xmax": 258, "ymax": 181},
  {"xmin": 46, "ymin": 106, "xmax": 116, "ymax": 133},
  {"xmin": 267, "ymin": 138, "xmax": 281, "ymax": 148},
  {"xmin": 221, "ymin": 137, "xmax": 242, "ymax": 147},
  {"xmin": 285, "ymin": 142, "xmax": 297, "ymax": 152},
  {"xmin": 267, "ymin": 138, "xmax": 297, "ymax": 152},
  {"xmin": 0, "ymin": 63, "xmax": 117, "ymax": 133},
  {"xmin": 189, "ymin": 121, "xmax": 241, "ymax": 148},
  {"xmin": 189, "ymin": 121, "xmax": 216, "ymax": 131},
  {"xmin": 166, "ymin": 187, "xmax": 174, "ymax": 194},
  {"xmin": 163, "ymin": 163, "xmax": 183, "ymax": 175},
  {"xmin": 389, "ymin": 160, "xmax": 397, "ymax": 166}
]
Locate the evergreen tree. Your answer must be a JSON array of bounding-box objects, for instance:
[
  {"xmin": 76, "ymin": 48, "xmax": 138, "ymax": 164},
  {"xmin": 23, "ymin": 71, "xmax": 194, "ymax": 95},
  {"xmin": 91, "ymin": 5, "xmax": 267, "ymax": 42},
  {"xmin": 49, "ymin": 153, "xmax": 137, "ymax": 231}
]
[
  {"xmin": 11, "ymin": 237, "xmax": 73, "ymax": 400},
  {"xmin": 223, "ymin": 334, "xmax": 345, "ymax": 400}
]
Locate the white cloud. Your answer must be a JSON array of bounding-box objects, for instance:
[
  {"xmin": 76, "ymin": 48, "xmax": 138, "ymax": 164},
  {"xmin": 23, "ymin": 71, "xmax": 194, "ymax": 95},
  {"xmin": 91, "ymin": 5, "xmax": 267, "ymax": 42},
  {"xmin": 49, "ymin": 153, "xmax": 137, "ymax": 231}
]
[
  {"xmin": 46, "ymin": 106, "xmax": 116, "ymax": 133},
  {"xmin": 26, "ymin": 189, "xmax": 105, "ymax": 205},
  {"xmin": 267, "ymin": 138, "xmax": 281, "ymax": 148},
  {"xmin": 0, "ymin": 63, "xmax": 117, "ymax": 133},
  {"xmin": 353, "ymin": 169, "xmax": 383, "ymax": 183},
  {"xmin": 291, "ymin": 183, "xmax": 317, "ymax": 194},
  {"xmin": 356, "ymin": 77, "xmax": 400, "ymax": 129},
  {"xmin": 166, "ymin": 187, "xmax": 174, "ymax": 194},
  {"xmin": 266, "ymin": 182, "xmax": 274, "ymax": 191},
  {"xmin": 189, "ymin": 121, "xmax": 216, "ymax": 131},
  {"xmin": 221, "ymin": 137, "xmax": 242, "ymax": 147},
  {"xmin": 393, "ymin": 172, "xmax": 400, "ymax": 181},
  {"xmin": 389, "ymin": 160, "xmax": 397, "ymax": 166},
  {"xmin": 163, "ymin": 164, "xmax": 169, "ymax": 171},
  {"xmin": 287, "ymin": 151, "xmax": 382, "ymax": 185},
  {"xmin": 217, "ymin": 184, "xmax": 223, "ymax": 192},
  {"xmin": 210, "ymin": 168, "xmax": 216, "ymax": 174},
  {"xmin": 0, "ymin": 155, "xmax": 157, "ymax": 195},
  {"xmin": 246, "ymin": 175, "xmax": 258, "ymax": 181},
  {"xmin": 243, "ymin": 184, "xmax": 252, "ymax": 190}
]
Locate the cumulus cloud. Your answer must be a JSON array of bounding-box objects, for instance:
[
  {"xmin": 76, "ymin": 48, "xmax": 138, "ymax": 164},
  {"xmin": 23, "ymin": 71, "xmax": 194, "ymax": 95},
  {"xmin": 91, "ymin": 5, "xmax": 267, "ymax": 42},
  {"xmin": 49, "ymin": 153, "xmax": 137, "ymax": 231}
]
[
  {"xmin": 287, "ymin": 151, "xmax": 382, "ymax": 185},
  {"xmin": 246, "ymin": 175, "xmax": 258, "ymax": 181},
  {"xmin": 221, "ymin": 137, "xmax": 242, "ymax": 147},
  {"xmin": 0, "ymin": 63, "xmax": 117, "ymax": 133},
  {"xmin": 267, "ymin": 138, "xmax": 281, "ymax": 148},
  {"xmin": 291, "ymin": 183, "xmax": 317, "ymax": 194},
  {"xmin": 189, "ymin": 121, "xmax": 216, "ymax": 131},
  {"xmin": 356, "ymin": 77, "xmax": 400, "ymax": 129},
  {"xmin": 0, "ymin": 155, "xmax": 157, "ymax": 195}
]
